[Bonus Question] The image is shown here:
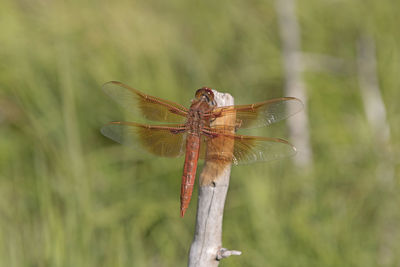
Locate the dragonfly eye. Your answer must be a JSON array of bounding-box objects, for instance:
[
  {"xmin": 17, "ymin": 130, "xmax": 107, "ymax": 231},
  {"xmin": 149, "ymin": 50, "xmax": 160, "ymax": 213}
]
[
  {"xmin": 195, "ymin": 88, "xmax": 204, "ymax": 99},
  {"xmin": 206, "ymin": 89, "xmax": 214, "ymax": 102},
  {"xmin": 198, "ymin": 87, "xmax": 214, "ymax": 98},
  {"xmin": 195, "ymin": 87, "xmax": 214, "ymax": 101}
]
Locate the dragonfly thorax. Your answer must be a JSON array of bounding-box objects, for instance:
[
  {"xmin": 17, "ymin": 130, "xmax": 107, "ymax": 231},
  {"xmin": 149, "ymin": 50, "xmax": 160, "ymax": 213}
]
[{"xmin": 186, "ymin": 98, "xmax": 214, "ymax": 135}]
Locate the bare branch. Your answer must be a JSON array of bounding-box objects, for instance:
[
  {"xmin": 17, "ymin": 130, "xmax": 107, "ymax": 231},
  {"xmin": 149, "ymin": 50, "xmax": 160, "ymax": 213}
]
[
  {"xmin": 188, "ymin": 90, "xmax": 240, "ymax": 267},
  {"xmin": 216, "ymin": 248, "xmax": 242, "ymax": 260}
]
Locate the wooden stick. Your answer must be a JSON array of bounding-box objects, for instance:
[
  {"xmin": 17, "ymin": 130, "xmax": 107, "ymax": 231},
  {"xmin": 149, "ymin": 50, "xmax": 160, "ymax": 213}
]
[{"xmin": 188, "ymin": 90, "xmax": 241, "ymax": 267}]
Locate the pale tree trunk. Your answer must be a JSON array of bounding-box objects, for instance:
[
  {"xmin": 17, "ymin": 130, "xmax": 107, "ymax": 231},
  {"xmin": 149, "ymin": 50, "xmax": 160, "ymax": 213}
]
[
  {"xmin": 357, "ymin": 35, "xmax": 392, "ymax": 170},
  {"xmin": 356, "ymin": 34, "xmax": 395, "ymax": 266},
  {"xmin": 275, "ymin": 0, "xmax": 313, "ymax": 167},
  {"xmin": 188, "ymin": 91, "xmax": 241, "ymax": 267}
]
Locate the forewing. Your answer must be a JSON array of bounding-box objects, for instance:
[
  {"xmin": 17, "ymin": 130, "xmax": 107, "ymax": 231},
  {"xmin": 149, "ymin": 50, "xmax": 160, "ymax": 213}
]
[
  {"xmin": 102, "ymin": 81, "xmax": 188, "ymax": 123},
  {"xmin": 212, "ymin": 97, "xmax": 303, "ymax": 129},
  {"xmin": 101, "ymin": 121, "xmax": 187, "ymax": 157}
]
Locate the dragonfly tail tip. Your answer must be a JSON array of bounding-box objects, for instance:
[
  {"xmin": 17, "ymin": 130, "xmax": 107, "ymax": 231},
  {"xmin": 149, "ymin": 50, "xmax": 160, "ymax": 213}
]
[{"xmin": 180, "ymin": 209, "xmax": 186, "ymax": 217}]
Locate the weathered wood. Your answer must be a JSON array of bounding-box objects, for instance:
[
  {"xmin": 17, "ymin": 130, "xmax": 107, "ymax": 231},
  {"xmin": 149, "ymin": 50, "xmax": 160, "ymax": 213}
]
[{"xmin": 188, "ymin": 90, "xmax": 241, "ymax": 267}]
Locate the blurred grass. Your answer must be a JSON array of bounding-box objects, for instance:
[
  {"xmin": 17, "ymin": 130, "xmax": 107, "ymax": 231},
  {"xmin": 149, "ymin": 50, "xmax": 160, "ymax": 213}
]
[{"xmin": 0, "ymin": 0, "xmax": 399, "ymax": 266}]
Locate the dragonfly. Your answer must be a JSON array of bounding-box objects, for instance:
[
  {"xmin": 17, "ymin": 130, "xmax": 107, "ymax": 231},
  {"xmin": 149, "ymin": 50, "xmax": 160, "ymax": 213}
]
[{"xmin": 101, "ymin": 81, "xmax": 303, "ymax": 217}]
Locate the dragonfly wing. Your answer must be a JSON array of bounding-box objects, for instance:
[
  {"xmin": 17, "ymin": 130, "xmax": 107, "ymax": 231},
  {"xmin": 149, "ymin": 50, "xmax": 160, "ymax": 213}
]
[
  {"xmin": 101, "ymin": 121, "xmax": 187, "ymax": 157},
  {"xmin": 212, "ymin": 97, "xmax": 303, "ymax": 128},
  {"xmin": 103, "ymin": 81, "xmax": 188, "ymax": 123},
  {"xmin": 203, "ymin": 131, "xmax": 296, "ymax": 165},
  {"xmin": 231, "ymin": 134, "xmax": 296, "ymax": 164}
]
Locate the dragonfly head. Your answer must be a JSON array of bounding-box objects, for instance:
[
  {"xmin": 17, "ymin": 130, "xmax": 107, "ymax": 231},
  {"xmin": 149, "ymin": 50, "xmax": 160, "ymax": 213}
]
[{"xmin": 195, "ymin": 87, "xmax": 215, "ymax": 106}]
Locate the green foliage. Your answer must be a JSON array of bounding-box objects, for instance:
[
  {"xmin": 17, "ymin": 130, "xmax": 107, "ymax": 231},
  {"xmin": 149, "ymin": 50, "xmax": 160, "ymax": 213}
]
[{"xmin": 0, "ymin": 0, "xmax": 399, "ymax": 266}]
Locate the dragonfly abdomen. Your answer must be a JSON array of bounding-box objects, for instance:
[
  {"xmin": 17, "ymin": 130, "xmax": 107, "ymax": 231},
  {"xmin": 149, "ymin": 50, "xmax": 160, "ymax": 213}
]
[{"xmin": 180, "ymin": 133, "xmax": 201, "ymax": 217}]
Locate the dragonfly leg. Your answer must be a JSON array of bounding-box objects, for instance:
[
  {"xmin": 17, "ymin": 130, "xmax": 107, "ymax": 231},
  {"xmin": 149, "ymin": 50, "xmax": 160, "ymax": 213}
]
[
  {"xmin": 235, "ymin": 119, "xmax": 242, "ymax": 131},
  {"xmin": 201, "ymin": 128, "xmax": 218, "ymax": 138},
  {"xmin": 170, "ymin": 128, "xmax": 186, "ymax": 134}
]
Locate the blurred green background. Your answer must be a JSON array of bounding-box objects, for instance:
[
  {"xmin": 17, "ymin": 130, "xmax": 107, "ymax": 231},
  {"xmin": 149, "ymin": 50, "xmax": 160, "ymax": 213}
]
[{"xmin": 0, "ymin": 0, "xmax": 399, "ymax": 266}]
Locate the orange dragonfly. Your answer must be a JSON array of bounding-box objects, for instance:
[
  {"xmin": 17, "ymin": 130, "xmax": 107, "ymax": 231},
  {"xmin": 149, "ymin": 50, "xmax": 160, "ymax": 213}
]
[{"xmin": 101, "ymin": 81, "xmax": 303, "ymax": 217}]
